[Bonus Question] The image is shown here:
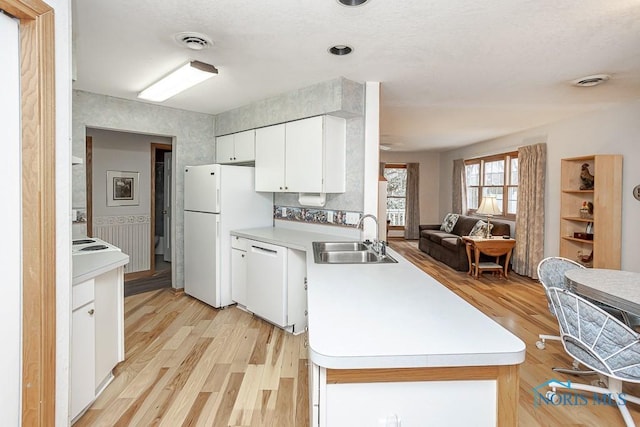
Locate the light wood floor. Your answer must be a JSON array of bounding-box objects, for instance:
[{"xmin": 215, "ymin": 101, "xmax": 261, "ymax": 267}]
[{"xmin": 76, "ymin": 239, "xmax": 640, "ymax": 426}]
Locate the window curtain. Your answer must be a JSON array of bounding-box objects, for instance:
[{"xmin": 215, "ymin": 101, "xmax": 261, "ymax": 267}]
[
  {"xmin": 404, "ymin": 163, "xmax": 420, "ymax": 239},
  {"xmin": 452, "ymin": 159, "xmax": 466, "ymax": 215},
  {"xmin": 513, "ymin": 143, "xmax": 546, "ymax": 279}
]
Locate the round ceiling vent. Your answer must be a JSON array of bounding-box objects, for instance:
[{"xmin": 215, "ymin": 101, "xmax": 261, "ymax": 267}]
[
  {"xmin": 337, "ymin": 0, "xmax": 369, "ymax": 6},
  {"xmin": 571, "ymin": 74, "xmax": 611, "ymax": 87},
  {"xmin": 328, "ymin": 45, "xmax": 353, "ymax": 56},
  {"xmin": 174, "ymin": 32, "xmax": 213, "ymax": 51}
]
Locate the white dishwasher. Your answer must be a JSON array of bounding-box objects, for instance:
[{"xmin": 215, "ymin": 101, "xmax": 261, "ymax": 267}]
[{"xmin": 246, "ymin": 240, "xmax": 288, "ymax": 327}]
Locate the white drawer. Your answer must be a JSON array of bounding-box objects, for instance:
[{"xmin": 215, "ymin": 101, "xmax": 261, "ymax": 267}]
[
  {"xmin": 72, "ymin": 279, "xmax": 95, "ymax": 310},
  {"xmin": 231, "ymin": 235, "xmax": 248, "ymax": 251}
]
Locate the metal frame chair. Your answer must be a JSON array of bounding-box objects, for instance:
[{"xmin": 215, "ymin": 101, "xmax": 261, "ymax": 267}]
[
  {"xmin": 546, "ymin": 287, "xmax": 640, "ymax": 426},
  {"xmin": 536, "ymin": 257, "xmax": 586, "ymax": 350},
  {"xmin": 536, "ymin": 256, "xmax": 594, "ymax": 375}
]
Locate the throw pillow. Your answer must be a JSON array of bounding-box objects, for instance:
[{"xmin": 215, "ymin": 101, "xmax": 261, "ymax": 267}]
[
  {"xmin": 440, "ymin": 213, "xmax": 460, "ymax": 233},
  {"xmin": 469, "ymin": 220, "xmax": 494, "ymax": 237}
]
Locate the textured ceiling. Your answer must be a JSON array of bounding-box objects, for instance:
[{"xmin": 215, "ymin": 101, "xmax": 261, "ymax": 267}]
[{"xmin": 72, "ymin": 0, "xmax": 640, "ymax": 151}]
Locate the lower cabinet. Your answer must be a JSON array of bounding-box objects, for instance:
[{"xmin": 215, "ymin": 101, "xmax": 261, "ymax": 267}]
[
  {"xmin": 71, "ymin": 280, "xmax": 95, "ymax": 421},
  {"xmin": 231, "ymin": 236, "xmax": 248, "ymax": 306},
  {"xmin": 232, "ymin": 237, "xmax": 307, "ymax": 334},
  {"xmin": 309, "ymin": 362, "xmax": 497, "ymax": 427},
  {"xmin": 71, "ymin": 266, "xmax": 125, "ymax": 422}
]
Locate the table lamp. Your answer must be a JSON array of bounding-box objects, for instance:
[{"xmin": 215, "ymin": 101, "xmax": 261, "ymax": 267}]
[{"xmin": 476, "ymin": 195, "xmax": 502, "ymax": 238}]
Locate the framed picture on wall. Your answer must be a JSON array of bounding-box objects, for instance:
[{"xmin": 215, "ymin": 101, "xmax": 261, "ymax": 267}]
[{"xmin": 107, "ymin": 170, "xmax": 139, "ymax": 206}]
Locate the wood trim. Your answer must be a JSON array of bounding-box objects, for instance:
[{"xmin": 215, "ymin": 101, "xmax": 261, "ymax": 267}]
[
  {"xmin": 326, "ymin": 365, "xmax": 501, "ymax": 383},
  {"xmin": 86, "ymin": 136, "xmax": 93, "ymax": 236},
  {"xmin": 327, "ymin": 364, "xmax": 519, "ymax": 427},
  {"xmin": 149, "ymin": 143, "xmax": 172, "ymax": 275},
  {"xmin": 2, "ymin": 0, "xmax": 57, "ymax": 424}
]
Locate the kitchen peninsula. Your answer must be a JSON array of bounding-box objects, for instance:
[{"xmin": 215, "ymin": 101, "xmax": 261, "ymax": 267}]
[
  {"xmin": 71, "ymin": 238, "xmax": 129, "ymax": 422},
  {"xmin": 231, "ymin": 226, "xmax": 526, "ymax": 427}
]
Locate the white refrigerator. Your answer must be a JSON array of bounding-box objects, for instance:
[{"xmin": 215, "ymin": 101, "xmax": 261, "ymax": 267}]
[{"xmin": 183, "ymin": 164, "xmax": 273, "ymax": 308}]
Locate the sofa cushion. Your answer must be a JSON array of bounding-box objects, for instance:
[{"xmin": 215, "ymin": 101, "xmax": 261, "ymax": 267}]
[
  {"xmin": 451, "ymin": 216, "xmax": 480, "ymax": 236},
  {"xmin": 425, "ymin": 230, "xmax": 453, "ymax": 245},
  {"xmin": 440, "ymin": 213, "xmax": 460, "ymax": 233},
  {"xmin": 469, "ymin": 220, "xmax": 493, "ymax": 237},
  {"xmin": 441, "ymin": 237, "xmax": 461, "ymax": 251}
]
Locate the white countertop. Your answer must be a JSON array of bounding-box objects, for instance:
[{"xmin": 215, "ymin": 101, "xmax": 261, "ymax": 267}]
[
  {"xmin": 231, "ymin": 226, "xmax": 526, "ymax": 370},
  {"xmin": 72, "ymin": 240, "xmax": 130, "ymax": 285}
]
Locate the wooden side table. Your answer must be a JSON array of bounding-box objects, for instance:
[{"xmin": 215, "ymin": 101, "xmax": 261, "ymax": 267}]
[{"xmin": 462, "ymin": 236, "xmax": 516, "ymax": 279}]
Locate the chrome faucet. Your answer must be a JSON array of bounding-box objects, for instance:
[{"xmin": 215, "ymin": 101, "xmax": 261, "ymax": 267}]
[{"xmin": 356, "ymin": 214, "xmax": 386, "ymax": 256}]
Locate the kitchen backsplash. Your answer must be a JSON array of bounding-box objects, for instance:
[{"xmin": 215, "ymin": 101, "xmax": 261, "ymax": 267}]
[{"xmin": 274, "ymin": 206, "xmax": 362, "ymax": 227}]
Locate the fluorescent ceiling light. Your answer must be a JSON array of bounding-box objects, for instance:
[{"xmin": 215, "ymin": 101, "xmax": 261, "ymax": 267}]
[{"xmin": 137, "ymin": 60, "xmax": 218, "ymax": 102}]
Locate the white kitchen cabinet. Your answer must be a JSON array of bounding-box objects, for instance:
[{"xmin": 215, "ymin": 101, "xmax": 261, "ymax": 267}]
[
  {"xmin": 70, "ymin": 262, "xmax": 126, "ymax": 423},
  {"xmin": 242, "ymin": 238, "xmax": 307, "ymax": 334},
  {"xmin": 254, "ymin": 123, "xmax": 286, "ymax": 191},
  {"xmin": 231, "ymin": 236, "xmax": 249, "ymax": 306},
  {"xmin": 310, "ymin": 361, "xmax": 496, "ymax": 427},
  {"xmin": 71, "ymin": 279, "xmax": 96, "ymax": 421},
  {"xmin": 255, "ymin": 115, "xmax": 345, "ymax": 193},
  {"xmin": 216, "ymin": 129, "xmax": 255, "ymax": 164},
  {"xmin": 93, "ymin": 267, "xmax": 125, "ymax": 393}
]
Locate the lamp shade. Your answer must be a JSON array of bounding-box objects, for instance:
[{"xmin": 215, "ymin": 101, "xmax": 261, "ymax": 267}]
[
  {"xmin": 476, "ymin": 195, "xmax": 502, "ymax": 216},
  {"xmin": 138, "ymin": 60, "xmax": 218, "ymax": 102}
]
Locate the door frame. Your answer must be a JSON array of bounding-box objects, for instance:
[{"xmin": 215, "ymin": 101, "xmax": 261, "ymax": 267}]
[
  {"xmin": 150, "ymin": 143, "xmax": 172, "ymax": 275},
  {"xmin": 1, "ymin": 0, "xmax": 57, "ymax": 424}
]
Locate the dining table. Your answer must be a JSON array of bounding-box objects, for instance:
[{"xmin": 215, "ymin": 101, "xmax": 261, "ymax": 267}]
[{"xmin": 564, "ymin": 268, "xmax": 640, "ymax": 317}]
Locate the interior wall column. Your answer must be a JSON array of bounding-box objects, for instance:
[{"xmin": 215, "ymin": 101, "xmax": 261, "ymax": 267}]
[{"xmin": 363, "ymin": 81, "xmax": 381, "ymax": 240}]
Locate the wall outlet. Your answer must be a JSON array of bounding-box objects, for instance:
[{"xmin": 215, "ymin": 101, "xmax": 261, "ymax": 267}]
[
  {"xmin": 327, "ymin": 211, "xmax": 334, "ymax": 223},
  {"xmin": 281, "ymin": 207, "xmax": 287, "ymax": 217},
  {"xmin": 345, "ymin": 212, "xmax": 360, "ymax": 225}
]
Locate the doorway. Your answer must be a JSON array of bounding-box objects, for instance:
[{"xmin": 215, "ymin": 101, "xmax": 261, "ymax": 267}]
[{"xmin": 150, "ymin": 143, "xmax": 172, "ymax": 275}]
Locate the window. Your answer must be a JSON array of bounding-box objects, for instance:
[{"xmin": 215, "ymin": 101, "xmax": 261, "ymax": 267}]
[
  {"xmin": 384, "ymin": 164, "xmax": 407, "ymax": 228},
  {"xmin": 465, "ymin": 152, "xmax": 518, "ymax": 218}
]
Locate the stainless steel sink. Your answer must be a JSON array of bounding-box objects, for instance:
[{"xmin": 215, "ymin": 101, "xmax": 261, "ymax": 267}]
[
  {"xmin": 313, "ymin": 241, "xmax": 369, "ymax": 252},
  {"xmin": 312, "ymin": 241, "xmax": 398, "ymax": 264}
]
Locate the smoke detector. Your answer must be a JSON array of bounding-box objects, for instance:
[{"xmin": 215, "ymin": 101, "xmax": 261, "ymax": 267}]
[
  {"xmin": 571, "ymin": 74, "xmax": 610, "ymax": 87},
  {"xmin": 174, "ymin": 32, "xmax": 213, "ymax": 51}
]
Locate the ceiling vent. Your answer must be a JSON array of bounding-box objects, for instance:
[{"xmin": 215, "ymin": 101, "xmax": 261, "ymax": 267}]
[
  {"xmin": 174, "ymin": 32, "xmax": 213, "ymax": 51},
  {"xmin": 571, "ymin": 74, "xmax": 610, "ymax": 87}
]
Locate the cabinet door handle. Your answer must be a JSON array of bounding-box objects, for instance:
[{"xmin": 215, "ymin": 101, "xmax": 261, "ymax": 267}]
[
  {"xmin": 88, "ymin": 309, "xmax": 95, "ymax": 316},
  {"xmin": 241, "ymin": 254, "xmax": 245, "ymax": 258},
  {"xmin": 279, "ymin": 186, "xmax": 283, "ymax": 190}
]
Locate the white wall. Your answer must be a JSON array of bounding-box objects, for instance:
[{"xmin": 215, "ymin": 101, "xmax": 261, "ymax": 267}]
[
  {"xmin": 439, "ymin": 100, "xmax": 640, "ymax": 272},
  {"xmin": 0, "ymin": 11, "xmax": 22, "ymax": 427},
  {"xmin": 380, "ymin": 150, "xmax": 442, "ymax": 224},
  {"xmin": 73, "ymin": 91, "xmax": 216, "ymax": 288},
  {"xmin": 88, "ymin": 128, "xmax": 171, "ymax": 217}
]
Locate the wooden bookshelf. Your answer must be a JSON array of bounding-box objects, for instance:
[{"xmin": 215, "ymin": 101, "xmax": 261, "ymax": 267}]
[{"xmin": 559, "ymin": 155, "xmax": 622, "ymax": 269}]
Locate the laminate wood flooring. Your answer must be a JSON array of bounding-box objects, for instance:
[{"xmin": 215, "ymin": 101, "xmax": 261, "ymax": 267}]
[
  {"xmin": 76, "ymin": 239, "xmax": 640, "ymax": 426},
  {"xmin": 75, "ymin": 290, "xmax": 308, "ymax": 426}
]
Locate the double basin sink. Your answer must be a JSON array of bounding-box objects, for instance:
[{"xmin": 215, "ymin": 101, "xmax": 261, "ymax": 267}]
[{"xmin": 312, "ymin": 241, "xmax": 398, "ymax": 264}]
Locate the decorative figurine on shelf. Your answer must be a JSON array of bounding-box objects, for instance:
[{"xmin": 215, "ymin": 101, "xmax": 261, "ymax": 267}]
[
  {"xmin": 579, "ymin": 201, "xmax": 594, "ymax": 218},
  {"xmin": 579, "ymin": 163, "xmax": 595, "ymax": 190}
]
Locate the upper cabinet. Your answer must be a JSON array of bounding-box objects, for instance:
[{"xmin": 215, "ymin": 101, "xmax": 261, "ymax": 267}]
[
  {"xmin": 255, "ymin": 115, "xmax": 346, "ymax": 193},
  {"xmin": 559, "ymin": 155, "xmax": 622, "ymax": 269},
  {"xmin": 215, "ymin": 129, "xmax": 255, "ymax": 164}
]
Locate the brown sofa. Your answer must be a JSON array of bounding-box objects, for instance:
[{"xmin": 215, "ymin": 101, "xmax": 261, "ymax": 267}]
[{"xmin": 418, "ymin": 215, "xmax": 511, "ymax": 271}]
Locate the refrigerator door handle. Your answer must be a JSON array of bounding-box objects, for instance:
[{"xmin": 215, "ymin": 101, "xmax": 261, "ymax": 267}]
[{"xmin": 217, "ymin": 188, "xmax": 220, "ymax": 210}]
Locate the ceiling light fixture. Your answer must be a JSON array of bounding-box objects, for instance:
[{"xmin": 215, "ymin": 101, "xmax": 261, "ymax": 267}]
[
  {"xmin": 138, "ymin": 60, "xmax": 218, "ymax": 102},
  {"xmin": 337, "ymin": 0, "xmax": 369, "ymax": 6},
  {"xmin": 571, "ymin": 74, "xmax": 611, "ymax": 87},
  {"xmin": 329, "ymin": 45, "xmax": 353, "ymax": 56}
]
